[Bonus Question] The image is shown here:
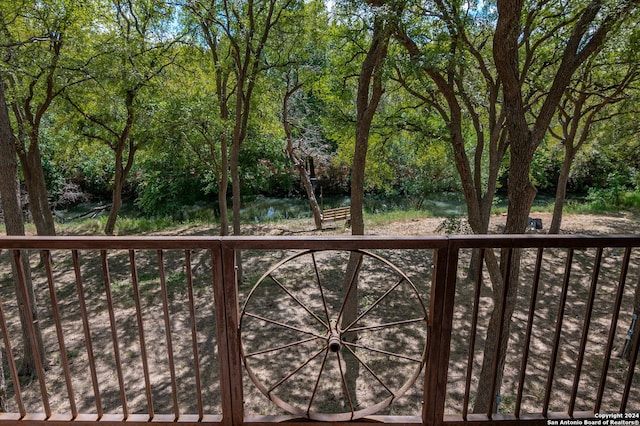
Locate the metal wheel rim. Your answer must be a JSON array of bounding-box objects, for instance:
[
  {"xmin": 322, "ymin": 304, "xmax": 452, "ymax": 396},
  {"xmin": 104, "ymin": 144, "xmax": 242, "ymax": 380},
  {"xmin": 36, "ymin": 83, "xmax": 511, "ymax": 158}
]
[{"xmin": 239, "ymin": 249, "xmax": 429, "ymax": 421}]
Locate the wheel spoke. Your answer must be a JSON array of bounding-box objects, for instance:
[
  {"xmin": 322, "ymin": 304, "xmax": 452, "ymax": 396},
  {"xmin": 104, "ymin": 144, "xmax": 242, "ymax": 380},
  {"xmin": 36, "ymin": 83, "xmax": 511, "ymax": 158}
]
[
  {"xmin": 335, "ymin": 350, "xmax": 355, "ymax": 420},
  {"xmin": 312, "ymin": 252, "xmax": 332, "ymax": 327},
  {"xmin": 244, "ymin": 312, "xmax": 326, "ymax": 339},
  {"xmin": 306, "ymin": 346, "xmax": 330, "ymax": 416},
  {"xmin": 268, "ymin": 344, "xmax": 328, "ymax": 395},
  {"xmin": 343, "ymin": 277, "xmax": 406, "ymax": 332},
  {"xmin": 343, "ymin": 341, "xmax": 424, "ymax": 364},
  {"xmin": 344, "ymin": 344, "xmax": 395, "ymax": 399},
  {"xmin": 245, "ymin": 336, "xmax": 323, "ymax": 358},
  {"xmin": 346, "ymin": 317, "xmax": 426, "ymax": 333},
  {"xmin": 269, "ymin": 273, "xmax": 329, "ymax": 330}
]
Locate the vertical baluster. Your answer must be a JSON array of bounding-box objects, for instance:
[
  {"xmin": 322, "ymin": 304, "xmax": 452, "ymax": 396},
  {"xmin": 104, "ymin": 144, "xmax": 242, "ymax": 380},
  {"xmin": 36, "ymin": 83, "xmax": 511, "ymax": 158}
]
[
  {"xmin": 543, "ymin": 248, "xmax": 574, "ymax": 416},
  {"xmin": 43, "ymin": 249, "xmax": 78, "ymax": 419},
  {"xmin": 72, "ymin": 250, "xmax": 103, "ymax": 418},
  {"xmin": 157, "ymin": 250, "xmax": 179, "ymax": 420},
  {"xmin": 595, "ymin": 247, "xmax": 631, "ymax": 413},
  {"xmin": 100, "ymin": 250, "xmax": 128, "ymax": 419},
  {"xmin": 0, "ymin": 285, "xmax": 25, "ymax": 417},
  {"xmin": 463, "ymin": 249, "xmax": 484, "ymax": 420},
  {"xmin": 515, "ymin": 247, "xmax": 544, "ymax": 418},
  {"xmin": 185, "ymin": 250, "xmax": 204, "ymax": 420},
  {"xmin": 12, "ymin": 249, "xmax": 50, "ymax": 418},
  {"xmin": 129, "ymin": 250, "xmax": 154, "ymax": 419},
  {"xmin": 488, "ymin": 247, "xmax": 513, "ymax": 419},
  {"xmin": 569, "ymin": 247, "xmax": 602, "ymax": 416}
]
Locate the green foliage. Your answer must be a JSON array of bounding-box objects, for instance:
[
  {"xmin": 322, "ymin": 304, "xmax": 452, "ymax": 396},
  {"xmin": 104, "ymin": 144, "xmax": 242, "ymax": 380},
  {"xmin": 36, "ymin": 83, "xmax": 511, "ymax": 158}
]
[
  {"xmin": 39, "ymin": 140, "xmax": 67, "ymax": 196},
  {"xmin": 239, "ymin": 132, "xmax": 295, "ymax": 196},
  {"xmin": 530, "ymin": 142, "xmax": 562, "ymax": 192},
  {"xmin": 71, "ymin": 146, "xmax": 115, "ymax": 198},
  {"xmin": 570, "ymin": 149, "xmax": 631, "ymax": 193},
  {"xmin": 391, "ymin": 138, "xmax": 460, "ymax": 206},
  {"xmin": 582, "ymin": 170, "xmax": 638, "ymax": 212},
  {"xmin": 136, "ymin": 153, "xmax": 209, "ymax": 219}
]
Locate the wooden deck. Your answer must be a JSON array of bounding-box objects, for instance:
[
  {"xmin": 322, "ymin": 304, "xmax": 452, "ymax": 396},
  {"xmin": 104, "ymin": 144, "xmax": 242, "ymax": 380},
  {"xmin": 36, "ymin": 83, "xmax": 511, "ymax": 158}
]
[{"xmin": 0, "ymin": 235, "xmax": 637, "ymax": 425}]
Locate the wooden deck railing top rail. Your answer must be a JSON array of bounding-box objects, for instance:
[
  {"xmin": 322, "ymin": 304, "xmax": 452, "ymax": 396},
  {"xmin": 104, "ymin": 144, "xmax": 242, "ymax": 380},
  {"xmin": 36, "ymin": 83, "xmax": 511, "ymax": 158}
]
[
  {"xmin": 0, "ymin": 235, "xmax": 637, "ymax": 426},
  {"xmin": 2, "ymin": 233, "xmax": 640, "ymax": 247}
]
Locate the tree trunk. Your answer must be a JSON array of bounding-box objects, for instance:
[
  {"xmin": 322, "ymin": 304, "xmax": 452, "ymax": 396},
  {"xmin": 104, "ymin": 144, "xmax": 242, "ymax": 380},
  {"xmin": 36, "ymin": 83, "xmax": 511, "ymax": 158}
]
[
  {"xmin": 105, "ymin": 173, "xmax": 124, "ymax": 235},
  {"xmin": 473, "ymin": 125, "xmax": 537, "ymax": 415},
  {"xmin": 17, "ymin": 138, "xmax": 56, "ymax": 236},
  {"xmin": 102, "ymin": 89, "xmax": 137, "ymax": 236},
  {"xmin": 344, "ymin": 10, "xmax": 392, "ymax": 325},
  {"xmin": 0, "ymin": 86, "xmax": 26, "ymax": 237},
  {"xmin": 105, "ymin": 138, "xmax": 135, "ymax": 235},
  {"xmin": 218, "ymin": 124, "xmax": 230, "ymax": 236},
  {"xmin": 105, "ymin": 147, "xmax": 126, "ymax": 235},
  {"xmin": 0, "ymin": 81, "xmax": 45, "ymax": 378},
  {"xmin": 549, "ymin": 148, "xmax": 575, "ymax": 234},
  {"xmin": 7, "ymin": 28, "xmax": 62, "ymax": 239},
  {"xmin": 218, "ymin": 183, "xmax": 229, "ymax": 236},
  {"xmin": 350, "ymin": 14, "xmax": 390, "ymax": 235},
  {"xmin": 474, "ymin": 0, "xmax": 530, "ymax": 413},
  {"xmin": 474, "ymin": 248, "xmax": 521, "ymax": 413},
  {"xmin": 231, "ymin": 125, "xmax": 243, "ymax": 279},
  {"xmin": 198, "ymin": 13, "xmax": 231, "ymax": 237},
  {"xmin": 341, "ymin": 11, "xmax": 393, "ymax": 405}
]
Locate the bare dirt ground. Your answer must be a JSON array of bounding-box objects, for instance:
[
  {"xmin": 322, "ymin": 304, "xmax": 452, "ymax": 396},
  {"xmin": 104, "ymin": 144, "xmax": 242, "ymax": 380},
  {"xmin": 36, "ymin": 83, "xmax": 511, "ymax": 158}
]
[
  {"xmin": 241, "ymin": 211, "xmax": 640, "ymax": 237},
  {"xmin": 1, "ymin": 211, "xmax": 639, "ymax": 420}
]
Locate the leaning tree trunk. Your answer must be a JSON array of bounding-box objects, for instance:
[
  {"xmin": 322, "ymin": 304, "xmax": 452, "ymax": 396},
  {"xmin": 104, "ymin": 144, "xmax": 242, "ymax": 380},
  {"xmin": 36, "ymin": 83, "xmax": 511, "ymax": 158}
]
[
  {"xmin": 286, "ymin": 145, "xmax": 322, "ymax": 230},
  {"xmin": 282, "ymin": 84, "xmax": 323, "ymax": 230}
]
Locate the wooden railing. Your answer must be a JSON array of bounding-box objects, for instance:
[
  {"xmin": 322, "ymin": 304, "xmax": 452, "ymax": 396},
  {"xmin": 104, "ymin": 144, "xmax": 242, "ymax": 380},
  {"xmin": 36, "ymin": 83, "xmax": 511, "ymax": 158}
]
[{"xmin": 0, "ymin": 235, "xmax": 637, "ymax": 426}]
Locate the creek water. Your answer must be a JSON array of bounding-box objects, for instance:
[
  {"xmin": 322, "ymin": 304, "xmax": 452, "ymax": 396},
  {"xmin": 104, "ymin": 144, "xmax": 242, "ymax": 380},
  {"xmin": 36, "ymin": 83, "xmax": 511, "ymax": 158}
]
[{"xmin": 55, "ymin": 191, "xmax": 564, "ymax": 224}]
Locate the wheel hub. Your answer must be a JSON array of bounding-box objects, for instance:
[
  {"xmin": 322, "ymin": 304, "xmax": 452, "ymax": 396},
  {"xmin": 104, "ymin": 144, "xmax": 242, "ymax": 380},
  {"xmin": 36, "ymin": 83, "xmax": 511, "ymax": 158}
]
[{"xmin": 328, "ymin": 321, "xmax": 342, "ymax": 352}]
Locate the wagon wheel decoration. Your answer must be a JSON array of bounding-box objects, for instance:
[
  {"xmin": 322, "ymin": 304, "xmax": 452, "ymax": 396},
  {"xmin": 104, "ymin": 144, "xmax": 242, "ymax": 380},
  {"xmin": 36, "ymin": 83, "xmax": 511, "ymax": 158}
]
[{"xmin": 240, "ymin": 249, "xmax": 429, "ymax": 421}]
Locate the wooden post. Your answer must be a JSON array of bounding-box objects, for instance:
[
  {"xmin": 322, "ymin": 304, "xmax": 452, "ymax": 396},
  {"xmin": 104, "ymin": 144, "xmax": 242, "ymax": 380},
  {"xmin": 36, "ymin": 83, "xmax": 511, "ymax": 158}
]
[
  {"xmin": 217, "ymin": 241, "xmax": 245, "ymax": 426},
  {"xmin": 423, "ymin": 243, "xmax": 458, "ymax": 426}
]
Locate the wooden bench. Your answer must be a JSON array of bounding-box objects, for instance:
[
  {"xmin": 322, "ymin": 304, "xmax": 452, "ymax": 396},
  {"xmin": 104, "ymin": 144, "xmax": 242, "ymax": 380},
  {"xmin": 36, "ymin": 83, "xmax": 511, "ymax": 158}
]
[{"xmin": 321, "ymin": 206, "xmax": 351, "ymax": 227}]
